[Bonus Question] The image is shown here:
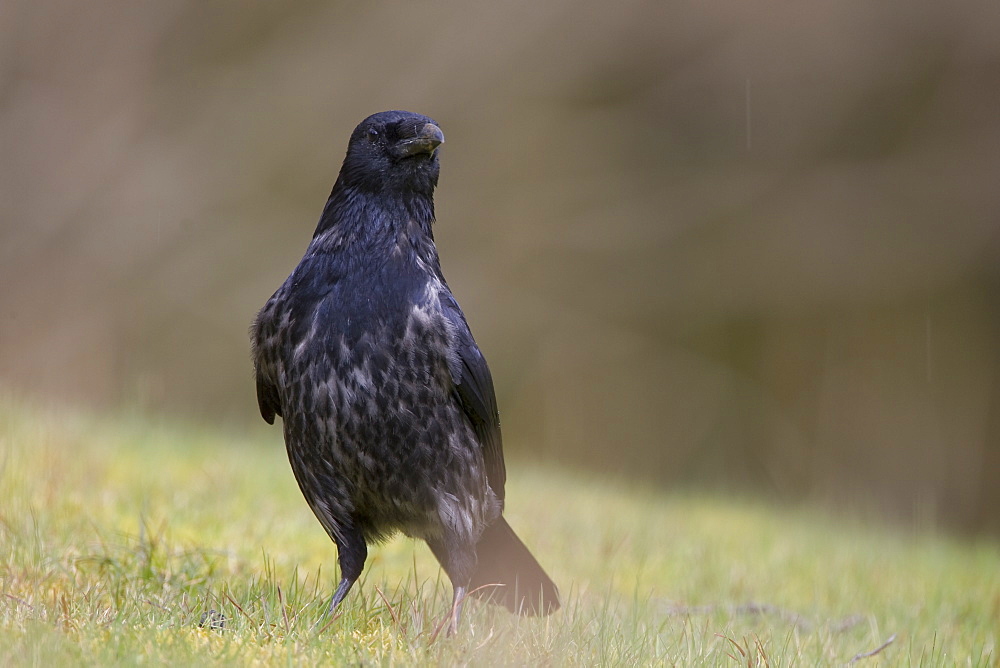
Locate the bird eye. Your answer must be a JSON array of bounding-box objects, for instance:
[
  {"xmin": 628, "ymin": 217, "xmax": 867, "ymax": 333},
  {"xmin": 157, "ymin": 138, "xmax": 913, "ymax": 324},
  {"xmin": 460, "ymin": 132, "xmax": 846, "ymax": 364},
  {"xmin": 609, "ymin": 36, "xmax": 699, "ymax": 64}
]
[{"xmin": 367, "ymin": 127, "xmax": 380, "ymax": 141}]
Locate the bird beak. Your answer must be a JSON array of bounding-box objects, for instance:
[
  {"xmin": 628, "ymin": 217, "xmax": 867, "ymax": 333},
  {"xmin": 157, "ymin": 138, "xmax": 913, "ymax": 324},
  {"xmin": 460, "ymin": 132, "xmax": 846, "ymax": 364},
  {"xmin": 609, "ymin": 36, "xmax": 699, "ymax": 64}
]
[{"xmin": 394, "ymin": 123, "xmax": 445, "ymax": 158}]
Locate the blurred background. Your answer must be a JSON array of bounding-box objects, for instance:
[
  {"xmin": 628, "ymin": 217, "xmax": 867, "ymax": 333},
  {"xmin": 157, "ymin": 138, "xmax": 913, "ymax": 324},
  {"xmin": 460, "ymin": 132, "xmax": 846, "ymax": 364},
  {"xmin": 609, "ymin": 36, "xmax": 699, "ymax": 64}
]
[{"xmin": 2, "ymin": 1, "xmax": 998, "ymax": 534}]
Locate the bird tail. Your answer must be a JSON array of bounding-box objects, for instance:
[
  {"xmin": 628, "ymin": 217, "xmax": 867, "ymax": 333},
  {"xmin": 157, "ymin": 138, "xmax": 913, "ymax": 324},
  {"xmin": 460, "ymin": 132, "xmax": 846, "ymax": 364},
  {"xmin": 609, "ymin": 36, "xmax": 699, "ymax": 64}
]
[{"xmin": 469, "ymin": 517, "xmax": 560, "ymax": 616}]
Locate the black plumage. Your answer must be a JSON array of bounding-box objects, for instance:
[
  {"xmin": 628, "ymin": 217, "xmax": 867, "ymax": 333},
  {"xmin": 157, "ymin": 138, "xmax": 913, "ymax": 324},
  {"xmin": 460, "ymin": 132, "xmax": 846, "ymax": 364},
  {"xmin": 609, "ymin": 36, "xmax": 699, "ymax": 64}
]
[{"xmin": 251, "ymin": 110, "xmax": 559, "ymax": 630}]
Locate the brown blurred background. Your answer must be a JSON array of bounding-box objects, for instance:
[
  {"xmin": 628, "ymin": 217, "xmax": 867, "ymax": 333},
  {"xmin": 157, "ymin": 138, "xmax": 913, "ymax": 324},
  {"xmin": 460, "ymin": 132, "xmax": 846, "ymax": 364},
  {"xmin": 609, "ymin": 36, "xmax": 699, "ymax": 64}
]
[{"xmin": 2, "ymin": 1, "xmax": 999, "ymax": 534}]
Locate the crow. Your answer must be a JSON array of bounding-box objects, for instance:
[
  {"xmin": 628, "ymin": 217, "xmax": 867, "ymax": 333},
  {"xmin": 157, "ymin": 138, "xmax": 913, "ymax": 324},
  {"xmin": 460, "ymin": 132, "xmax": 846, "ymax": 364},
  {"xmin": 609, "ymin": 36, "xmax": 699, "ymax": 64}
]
[{"xmin": 250, "ymin": 110, "xmax": 559, "ymax": 631}]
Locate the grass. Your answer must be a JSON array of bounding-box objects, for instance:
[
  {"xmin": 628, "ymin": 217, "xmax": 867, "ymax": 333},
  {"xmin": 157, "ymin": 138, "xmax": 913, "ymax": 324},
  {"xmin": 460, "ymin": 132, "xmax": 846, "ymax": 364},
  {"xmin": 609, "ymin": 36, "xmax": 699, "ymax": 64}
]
[{"xmin": 1, "ymin": 396, "xmax": 997, "ymax": 666}]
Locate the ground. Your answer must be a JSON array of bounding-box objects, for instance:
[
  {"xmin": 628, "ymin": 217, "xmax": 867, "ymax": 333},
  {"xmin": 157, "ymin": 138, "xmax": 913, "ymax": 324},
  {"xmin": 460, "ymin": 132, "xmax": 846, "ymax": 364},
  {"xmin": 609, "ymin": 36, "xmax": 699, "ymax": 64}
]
[{"xmin": 1, "ymin": 395, "xmax": 997, "ymax": 665}]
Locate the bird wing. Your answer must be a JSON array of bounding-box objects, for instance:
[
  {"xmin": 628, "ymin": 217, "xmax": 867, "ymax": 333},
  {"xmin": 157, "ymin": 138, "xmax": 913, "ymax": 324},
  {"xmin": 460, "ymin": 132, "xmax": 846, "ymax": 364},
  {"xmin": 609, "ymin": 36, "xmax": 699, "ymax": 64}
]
[
  {"xmin": 440, "ymin": 292, "xmax": 507, "ymax": 501},
  {"xmin": 251, "ymin": 306, "xmax": 282, "ymax": 425},
  {"xmin": 255, "ymin": 367, "xmax": 280, "ymax": 424}
]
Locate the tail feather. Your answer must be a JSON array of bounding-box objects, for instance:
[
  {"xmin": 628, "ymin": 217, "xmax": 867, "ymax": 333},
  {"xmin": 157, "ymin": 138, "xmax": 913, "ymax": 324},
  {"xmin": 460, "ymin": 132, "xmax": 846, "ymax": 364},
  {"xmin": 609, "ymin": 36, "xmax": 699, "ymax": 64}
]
[{"xmin": 469, "ymin": 517, "xmax": 560, "ymax": 616}]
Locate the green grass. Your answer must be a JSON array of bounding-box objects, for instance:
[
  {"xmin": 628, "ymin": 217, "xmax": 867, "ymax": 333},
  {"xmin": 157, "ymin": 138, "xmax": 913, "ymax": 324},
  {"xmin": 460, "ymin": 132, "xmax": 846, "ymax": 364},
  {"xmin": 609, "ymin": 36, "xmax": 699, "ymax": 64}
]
[{"xmin": 1, "ymin": 396, "xmax": 997, "ymax": 666}]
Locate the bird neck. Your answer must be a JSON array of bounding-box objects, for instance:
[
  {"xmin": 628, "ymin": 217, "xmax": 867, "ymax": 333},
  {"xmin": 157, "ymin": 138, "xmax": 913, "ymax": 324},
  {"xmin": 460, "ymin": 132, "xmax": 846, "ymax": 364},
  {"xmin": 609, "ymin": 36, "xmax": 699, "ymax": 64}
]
[{"xmin": 311, "ymin": 185, "xmax": 438, "ymax": 259}]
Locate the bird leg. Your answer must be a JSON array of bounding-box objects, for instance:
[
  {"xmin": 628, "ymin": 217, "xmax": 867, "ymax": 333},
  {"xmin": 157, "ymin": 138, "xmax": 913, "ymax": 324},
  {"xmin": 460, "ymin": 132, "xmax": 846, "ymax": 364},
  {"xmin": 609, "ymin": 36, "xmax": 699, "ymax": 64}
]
[
  {"xmin": 447, "ymin": 585, "xmax": 467, "ymax": 636},
  {"xmin": 326, "ymin": 526, "xmax": 367, "ymax": 615},
  {"xmin": 327, "ymin": 576, "xmax": 356, "ymax": 614},
  {"xmin": 427, "ymin": 536, "xmax": 476, "ymax": 635}
]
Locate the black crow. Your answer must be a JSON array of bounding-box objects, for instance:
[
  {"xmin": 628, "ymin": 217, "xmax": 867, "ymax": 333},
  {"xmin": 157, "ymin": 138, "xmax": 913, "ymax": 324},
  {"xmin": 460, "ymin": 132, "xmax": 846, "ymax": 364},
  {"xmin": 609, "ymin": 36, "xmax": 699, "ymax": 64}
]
[{"xmin": 251, "ymin": 110, "xmax": 559, "ymax": 631}]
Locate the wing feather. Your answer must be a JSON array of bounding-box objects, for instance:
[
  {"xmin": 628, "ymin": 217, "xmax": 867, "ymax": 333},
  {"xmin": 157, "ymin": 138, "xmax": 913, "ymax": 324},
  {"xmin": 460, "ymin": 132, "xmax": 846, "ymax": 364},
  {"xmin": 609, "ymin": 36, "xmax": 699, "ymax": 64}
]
[{"xmin": 440, "ymin": 293, "xmax": 506, "ymax": 500}]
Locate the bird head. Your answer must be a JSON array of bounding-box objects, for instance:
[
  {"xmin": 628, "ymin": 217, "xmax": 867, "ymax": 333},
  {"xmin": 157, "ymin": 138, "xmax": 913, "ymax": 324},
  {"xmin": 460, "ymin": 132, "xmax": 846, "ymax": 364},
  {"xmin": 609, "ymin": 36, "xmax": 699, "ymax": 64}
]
[{"xmin": 338, "ymin": 110, "xmax": 444, "ymax": 197}]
